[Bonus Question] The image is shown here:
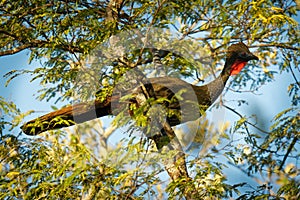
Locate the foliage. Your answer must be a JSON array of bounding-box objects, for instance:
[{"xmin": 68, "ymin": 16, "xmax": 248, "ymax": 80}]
[{"xmin": 1, "ymin": 0, "xmax": 299, "ymax": 199}]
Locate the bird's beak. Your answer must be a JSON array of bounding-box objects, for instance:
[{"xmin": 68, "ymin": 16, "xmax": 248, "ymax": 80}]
[{"xmin": 247, "ymin": 53, "xmax": 259, "ymax": 61}]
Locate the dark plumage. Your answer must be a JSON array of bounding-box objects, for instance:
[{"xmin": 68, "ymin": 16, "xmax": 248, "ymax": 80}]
[{"xmin": 22, "ymin": 42, "xmax": 258, "ymax": 135}]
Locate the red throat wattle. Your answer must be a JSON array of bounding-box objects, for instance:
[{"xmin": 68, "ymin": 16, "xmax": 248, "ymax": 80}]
[{"xmin": 230, "ymin": 60, "xmax": 247, "ymax": 75}]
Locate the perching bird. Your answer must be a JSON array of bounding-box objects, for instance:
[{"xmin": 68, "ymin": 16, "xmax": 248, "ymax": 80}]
[{"xmin": 22, "ymin": 42, "xmax": 258, "ymax": 135}]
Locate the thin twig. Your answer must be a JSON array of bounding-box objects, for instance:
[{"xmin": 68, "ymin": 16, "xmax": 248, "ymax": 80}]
[
  {"xmin": 278, "ymin": 136, "xmax": 298, "ymax": 170},
  {"xmin": 288, "ymin": 65, "xmax": 300, "ymax": 87},
  {"xmin": 224, "ymin": 105, "xmax": 276, "ymax": 154},
  {"xmin": 224, "ymin": 105, "xmax": 270, "ymax": 135}
]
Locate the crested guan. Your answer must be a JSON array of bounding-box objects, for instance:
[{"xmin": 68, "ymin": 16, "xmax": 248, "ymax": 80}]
[{"xmin": 22, "ymin": 42, "xmax": 258, "ymax": 135}]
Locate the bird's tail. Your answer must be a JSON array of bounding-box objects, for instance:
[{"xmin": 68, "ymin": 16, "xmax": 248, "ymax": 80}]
[{"xmin": 22, "ymin": 98, "xmax": 113, "ymax": 135}]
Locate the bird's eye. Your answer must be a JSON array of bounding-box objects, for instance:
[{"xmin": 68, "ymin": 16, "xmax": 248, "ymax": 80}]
[{"xmin": 240, "ymin": 52, "xmax": 247, "ymax": 57}]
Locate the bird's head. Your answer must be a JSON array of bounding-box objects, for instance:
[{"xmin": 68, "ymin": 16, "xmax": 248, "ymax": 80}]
[{"xmin": 224, "ymin": 42, "xmax": 259, "ymax": 75}]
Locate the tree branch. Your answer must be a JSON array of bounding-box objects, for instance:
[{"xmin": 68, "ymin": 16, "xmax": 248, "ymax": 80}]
[
  {"xmin": 251, "ymin": 43, "xmax": 300, "ymax": 51},
  {"xmin": 278, "ymin": 136, "xmax": 298, "ymax": 170},
  {"xmin": 0, "ymin": 44, "xmax": 33, "ymax": 56}
]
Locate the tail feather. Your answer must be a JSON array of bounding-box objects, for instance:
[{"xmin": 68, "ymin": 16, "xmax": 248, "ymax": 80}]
[{"xmin": 22, "ymin": 98, "xmax": 113, "ymax": 135}]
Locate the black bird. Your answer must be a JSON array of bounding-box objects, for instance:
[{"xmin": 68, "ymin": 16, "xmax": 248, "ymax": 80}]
[{"xmin": 22, "ymin": 42, "xmax": 258, "ymax": 135}]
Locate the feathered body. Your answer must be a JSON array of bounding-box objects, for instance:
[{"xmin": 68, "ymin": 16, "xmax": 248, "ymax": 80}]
[{"xmin": 22, "ymin": 42, "xmax": 258, "ymax": 135}]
